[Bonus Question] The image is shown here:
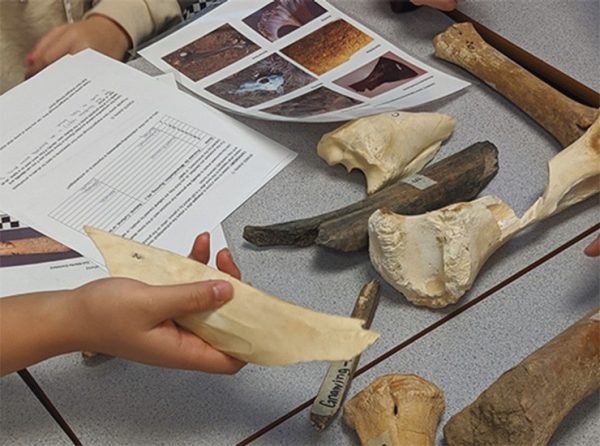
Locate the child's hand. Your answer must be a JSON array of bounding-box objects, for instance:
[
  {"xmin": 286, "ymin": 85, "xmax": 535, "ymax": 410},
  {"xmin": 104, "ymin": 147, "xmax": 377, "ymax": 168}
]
[
  {"xmin": 24, "ymin": 14, "xmax": 131, "ymax": 78},
  {"xmin": 72, "ymin": 231, "xmax": 245, "ymax": 373},
  {"xmin": 584, "ymin": 236, "xmax": 600, "ymax": 257}
]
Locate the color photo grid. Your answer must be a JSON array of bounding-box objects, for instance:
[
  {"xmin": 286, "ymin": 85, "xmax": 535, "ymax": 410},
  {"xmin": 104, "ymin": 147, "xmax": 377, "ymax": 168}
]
[{"xmin": 161, "ymin": 0, "xmax": 426, "ymax": 118}]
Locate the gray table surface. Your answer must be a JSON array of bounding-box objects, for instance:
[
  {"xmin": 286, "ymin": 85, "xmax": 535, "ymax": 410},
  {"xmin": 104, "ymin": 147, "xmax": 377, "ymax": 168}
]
[{"xmin": 2, "ymin": 1, "xmax": 599, "ymax": 445}]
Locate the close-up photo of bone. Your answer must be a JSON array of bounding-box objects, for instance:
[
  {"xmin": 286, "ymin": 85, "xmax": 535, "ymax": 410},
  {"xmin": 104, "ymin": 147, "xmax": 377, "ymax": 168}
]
[
  {"xmin": 244, "ymin": 141, "xmax": 498, "ymax": 251},
  {"xmin": 85, "ymin": 227, "xmax": 379, "ymax": 366},
  {"xmin": 444, "ymin": 307, "xmax": 600, "ymax": 446},
  {"xmin": 317, "ymin": 111, "xmax": 456, "ymax": 194},
  {"xmin": 433, "ymin": 22, "xmax": 599, "ymax": 148},
  {"xmin": 369, "ymin": 118, "xmax": 599, "ymax": 308},
  {"xmin": 344, "ymin": 374, "xmax": 445, "ymax": 446}
]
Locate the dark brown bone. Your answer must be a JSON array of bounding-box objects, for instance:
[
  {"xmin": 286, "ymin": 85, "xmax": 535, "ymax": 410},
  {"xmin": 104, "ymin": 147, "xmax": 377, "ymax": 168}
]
[
  {"xmin": 243, "ymin": 141, "xmax": 498, "ymax": 251},
  {"xmin": 433, "ymin": 22, "xmax": 599, "ymax": 147},
  {"xmin": 444, "ymin": 307, "xmax": 600, "ymax": 446}
]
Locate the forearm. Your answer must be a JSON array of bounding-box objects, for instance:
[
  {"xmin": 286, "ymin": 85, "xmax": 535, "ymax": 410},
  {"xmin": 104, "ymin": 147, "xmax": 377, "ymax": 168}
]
[{"xmin": 0, "ymin": 290, "xmax": 80, "ymax": 376}]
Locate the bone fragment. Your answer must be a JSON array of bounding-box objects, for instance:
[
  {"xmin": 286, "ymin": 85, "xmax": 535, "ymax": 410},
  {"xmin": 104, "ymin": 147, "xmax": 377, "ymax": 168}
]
[
  {"xmin": 521, "ymin": 117, "xmax": 600, "ymax": 227},
  {"xmin": 85, "ymin": 227, "xmax": 378, "ymax": 366},
  {"xmin": 243, "ymin": 141, "xmax": 498, "ymax": 251},
  {"xmin": 317, "ymin": 112, "xmax": 456, "ymax": 194},
  {"xmin": 433, "ymin": 22, "xmax": 599, "ymax": 147},
  {"xmin": 344, "ymin": 374, "xmax": 445, "ymax": 446},
  {"xmin": 369, "ymin": 196, "xmax": 520, "ymax": 308},
  {"xmin": 444, "ymin": 307, "xmax": 600, "ymax": 446}
]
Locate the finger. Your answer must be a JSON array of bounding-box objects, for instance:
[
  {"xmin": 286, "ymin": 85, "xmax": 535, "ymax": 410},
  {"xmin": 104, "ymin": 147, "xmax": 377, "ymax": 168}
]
[
  {"xmin": 189, "ymin": 232, "xmax": 210, "ymax": 264},
  {"xmin": 144, "ymin": 326, "xmax": 246, "ymax": 374},
  {"xmin": 584, "ymin": 236, "xmax": 600, "ymax": 257},
  {"xmin": 26, "ymin": 30, "xmax": 77, "ymax": 77},
  {"xmin": 148, "ymin": 280, "xmax": 234, "ymax": 322},
  {"xmin": 216, "ymin": 249, "xmax": 242, "ymax": 280}
]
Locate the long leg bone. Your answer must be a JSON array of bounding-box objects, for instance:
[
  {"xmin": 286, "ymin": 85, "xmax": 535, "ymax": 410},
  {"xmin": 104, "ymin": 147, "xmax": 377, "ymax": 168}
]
[
  {"xmin": 317, "ymin": 112, "xmax": 456, "ymax": 194},
  {"xmin": 444, "ymin": 307, "xmax": 600, "ymax": 446},
  {"xmin": 243, "ymin": 141, "xmax": 498, "ymax": 251},
  {"xmin": 520, "ymin": 117, "xmax": 600, "ymax": 227},
  {"xmin": 368, "ymin": 196, "xmax": 520, "ymax": 308},
  {"xmin": 433, "ymin": 22, "xmax": 599, "ymax": 147},
  {"xmin": 344, "ymin": 374, "xmax": 445, "ymax": 446}
]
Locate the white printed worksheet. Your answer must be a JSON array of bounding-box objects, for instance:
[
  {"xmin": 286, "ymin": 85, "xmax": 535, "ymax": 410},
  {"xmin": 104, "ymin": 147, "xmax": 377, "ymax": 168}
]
[
  {"xmin": 0, "ymin": 51, "xmax": 295, "ymax": 265},
  {"xmin": 141, "ymin": 0, "xmax": 469, "ymax": 122}
]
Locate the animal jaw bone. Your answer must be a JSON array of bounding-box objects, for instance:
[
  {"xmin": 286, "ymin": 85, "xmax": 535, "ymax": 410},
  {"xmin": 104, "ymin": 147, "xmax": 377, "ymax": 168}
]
[
  {"xmin": 344, "ymin": 374, "xmax": 445, "ymax": 446},
  {"xmin": 85, "ymin": 227, "xmax": 379, "ymax": 366},
  {"xmin": 317, "ymin": 112, "xmax": 456, "ymax": 194},
  {"xmin": 521, "ymin": 117, "xmax": 600, "ymax": 228},
  {"xmin": 368, "ymin": 196, "xmax": 520, "ymax": 308},
  {"xmin": 433, "ymin": 22, "xmax": 599, "ymax": 148}
]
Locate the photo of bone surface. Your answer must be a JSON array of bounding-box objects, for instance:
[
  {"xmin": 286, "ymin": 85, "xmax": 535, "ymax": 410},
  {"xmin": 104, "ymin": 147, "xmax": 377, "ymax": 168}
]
[
  {"xmin": 368, "ymin": 196, "xmax": 520, "ymax": 308},
  {"xmin": 282, "ymin": 19, "xmax": 374, "ymax": 75},
  {"xmin": 433, "ymin": 22, "xmax": 599, "ymax": 148},
  {"xmin": 86, "ymin": 227, "xmax": 379, "ymax": 366},
  {"xmin": 261, "ymin": 86, "xmax": 361, "ymax": 118},
  {"xmin": 520, "ymin": 117, "xmax": 600, "ymax": 228},
  {"xmin": 162, "ymin": 24, "xmax": 260, "ymax": 81},
  {"xmin": 317, "ymin": 111, "xmax": 456, "ymax": 194},
  {"xmin": 334, "ymin": 52, "xmax": 427, "ymax": 98},
  {"xmin": 444, "ymin": 307, "xmax": 600, "ymax": 446},
  {"xmin": 206, "ymin": 53, "xmax": 316, "ymax": 107},
  {"xmin": 243, "ymin": 0, "xmax": 326, "ymax": 42},
  {"xmin": 0, "ymin": 216, "xmax": 80, "ymax": 267},
  {"xmin": 344, "ymin": 374, "xmax": 445, "ymax": 446}
]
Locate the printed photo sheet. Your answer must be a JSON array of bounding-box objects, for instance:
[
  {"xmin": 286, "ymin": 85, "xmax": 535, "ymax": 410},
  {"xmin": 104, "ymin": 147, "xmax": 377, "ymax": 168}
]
[{"xmin": 140, "ymin": 0, "xmax": 469, "ymax": 122}]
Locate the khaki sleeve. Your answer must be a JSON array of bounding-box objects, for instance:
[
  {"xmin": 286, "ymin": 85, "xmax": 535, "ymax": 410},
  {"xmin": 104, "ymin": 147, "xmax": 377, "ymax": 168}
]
[{"xmin": 85, "ymin": 0, "xmax": 181, "ymax": 52}]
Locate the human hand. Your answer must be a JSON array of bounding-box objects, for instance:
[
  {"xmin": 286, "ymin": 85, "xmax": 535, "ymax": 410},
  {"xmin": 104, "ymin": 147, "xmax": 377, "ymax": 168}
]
[
  {"xmin": 24, "ymin": 14, "xmax": 131, "ymax": 79},
  {"xmin": 72, "ymin": 276, "xmax": 245, "ymax": 374},
  {"xmin": 411, "ymin": 0, "xmax": 458, "ymax": 11},
  {"xmin": 584, "ymin": 236, "xmax": 600, "ymax": 257}
]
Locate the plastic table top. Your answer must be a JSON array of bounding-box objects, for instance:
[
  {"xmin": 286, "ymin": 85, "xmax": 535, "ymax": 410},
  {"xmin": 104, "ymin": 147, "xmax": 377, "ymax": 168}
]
[{"xmin": 2, "ymin": 1, "xmax": 598, "ymax": 445}]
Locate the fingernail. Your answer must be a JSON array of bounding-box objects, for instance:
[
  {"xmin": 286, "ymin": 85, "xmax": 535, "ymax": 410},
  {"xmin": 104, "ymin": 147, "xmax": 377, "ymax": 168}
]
[
  {"xmin": 223, "ymin": 248, "xmax": 232, "ymax": 259},
  {"xmin": 212, "ymin": 281, "xmax": 232, "ymax": 304},
  {"xmin": 24, "ymin": 52, "xmax": 35, "ymax": 64}
]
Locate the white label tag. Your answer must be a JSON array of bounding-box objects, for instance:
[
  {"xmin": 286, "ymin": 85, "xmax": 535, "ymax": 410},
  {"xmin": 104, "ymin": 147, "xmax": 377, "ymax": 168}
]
[
  {"xmin": 311, "ymin": 360, "xmax": 354, "ymax": 416},
  {"xmin": 401, "ymin": 174, "xmax": 437, "ymax": 190}
]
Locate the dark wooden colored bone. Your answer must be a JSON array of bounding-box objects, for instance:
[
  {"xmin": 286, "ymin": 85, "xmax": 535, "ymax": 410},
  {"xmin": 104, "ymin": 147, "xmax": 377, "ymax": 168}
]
[
  {"xmin": 243, "ymin": 141, "xmax": 499, "ymax": 251},
  {"xmin": 444, "ymin": 307, "xmax": 600, "ymax": 446},
  {"xmin": 433, "ymin": 22, "xmax": 599, "ymax": 148}
]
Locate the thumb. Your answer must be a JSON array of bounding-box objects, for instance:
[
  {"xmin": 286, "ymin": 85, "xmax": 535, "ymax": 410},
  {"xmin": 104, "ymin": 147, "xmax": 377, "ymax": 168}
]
[{"xmin": 149, "ymin": 280, "xmax": 233, "ymax": 322}]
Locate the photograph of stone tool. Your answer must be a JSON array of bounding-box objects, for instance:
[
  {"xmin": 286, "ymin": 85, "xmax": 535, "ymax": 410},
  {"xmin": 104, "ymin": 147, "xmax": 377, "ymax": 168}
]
[
  {"xmin": 85, "ymin": 227, "xmax": 379, "ymax": 366},
  {"xmin": 310, "ymin": 280, "xmax": 380, "ymax": 432},
  {"xmin": 368, "ymin": 118, "xmax": 599, "ymax": 308},
  {"xmin": 317, "ymin": 111, "xmax": 456, "ymax": 194},
  {"xmin": 244, "ymin": 141, "xmax": 498, "ymax": 251},
  {"xmin": 433, "ymin": 22, "xmax": 599, "ymax": 148},
  {"xmin": 344, "ymin": 374, "xmax": 445, "ymax": 446},
  {"xmin": 444, "ymin": 307, "xmax": 600, "ymax": 446}
]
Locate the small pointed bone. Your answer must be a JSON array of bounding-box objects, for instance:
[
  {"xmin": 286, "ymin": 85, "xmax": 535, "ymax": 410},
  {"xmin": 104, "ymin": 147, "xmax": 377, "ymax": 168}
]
[
  {"xmin": 433, "ymin": 22, "xmax": 599, "ymax": 147},
  {"xmin": 243, "ymin": 141, "xmax": 498, "ymax": 251},
  {"xmin": 317, "ymin": 112, "xmax": 456, "ymax": 194},
  {"xmin": 521, "ymin": 117, "xmax": 600, "ymax": 227},
  {"xmin": 369, "ymin": 196, "xmax": 520, "ymax": 308},
  {"xmin": 85, "ymin": 227, "xmax": 379, "ymax": 366},
  {"xmin": 344, "ymin": 374, "xmax": 445, "ymax": 446},
  {"xmin": 444, "ymin": 307, "xmax": 600, "ymax": 446}
]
